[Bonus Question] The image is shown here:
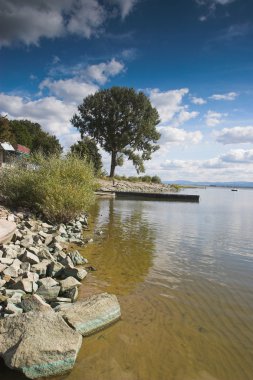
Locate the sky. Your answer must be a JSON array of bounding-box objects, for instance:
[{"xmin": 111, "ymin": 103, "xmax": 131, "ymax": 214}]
[{"xmin": 1, "ymin": 0, "xmax": 253, "ymax": 181}]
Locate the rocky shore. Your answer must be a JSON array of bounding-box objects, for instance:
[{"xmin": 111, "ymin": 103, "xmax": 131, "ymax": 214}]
[
  {"xmin": 0, "ymin": 206, "xmax": 121, "ymax": 379},
  {"xmin": 98, "ymin": 178, "xmax": 176, "ymax": 193}
]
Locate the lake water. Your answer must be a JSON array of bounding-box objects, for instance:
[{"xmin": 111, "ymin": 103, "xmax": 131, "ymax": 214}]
[{"xmin": 2, "ymin": 187, "xmax": 253, "ymax": 380}]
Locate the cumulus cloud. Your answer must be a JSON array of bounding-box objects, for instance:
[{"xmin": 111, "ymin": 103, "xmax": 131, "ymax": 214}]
[
  {"xmin": 85, "ymin": 58, "xmax": 124, "ymax": 84},
  {"xmin": 221, "ymin": 149, "xmax": 253, "ymax": 163},
  {"xmin": 0, "ymin": 0, "xmax": 136, "ymax": 47},
  {"xmin": 210, "ymin": 92, "xmax": 238, "ymax": 101},
  {"xmin": 0, "ymin": 92, "xmax": 76, "ymax": 146},
  {"xmin": 216, "ymin": 126, "xmax": 253, "ymax": 144},
  {"xmin": 158, "ymin": 126, "xmax": 203, "ymax": 145},
  {"xmin": 205, "ymin": 110, "xmax": 225, "ymax": 127},
  {"xmin": 39, "ymin": 79, "xmax": 98, "ymax": 103},
  {"xmin": 191, "ymin": 96, "xmax": 206, "ymax": 105},
  {"xmin": 148, "ymin": 88, "xmax": 190, "ymax": 124}
]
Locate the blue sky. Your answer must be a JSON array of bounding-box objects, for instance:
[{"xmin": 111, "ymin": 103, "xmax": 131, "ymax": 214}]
[{"xmin": 1, "ymin": 0, "xmax": 253, "ymax": 181}]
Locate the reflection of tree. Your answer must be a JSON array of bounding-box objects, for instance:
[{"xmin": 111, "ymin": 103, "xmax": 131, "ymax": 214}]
[{"xmin": 83, "ymin": 198, "xmax": 156, "ymax": 295}]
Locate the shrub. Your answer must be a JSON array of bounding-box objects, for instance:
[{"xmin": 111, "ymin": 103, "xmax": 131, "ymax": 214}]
[
  {"xmin": 0, "ymin": 155, "xmax": 96, "ymax": 223},
  {"xmin": 151, "ymin": 175, "xmax": 161, "ymax": 184}
]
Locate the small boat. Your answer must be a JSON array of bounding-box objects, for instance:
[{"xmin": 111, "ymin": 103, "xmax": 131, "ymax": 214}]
[{"xmin": 231, "ymin": 188, "xmax": 238, "ymax": 192}]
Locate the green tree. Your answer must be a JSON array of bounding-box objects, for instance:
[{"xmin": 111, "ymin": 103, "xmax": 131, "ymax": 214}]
[
  {"xmin": 9, "ymin": 119, "xmax": 62, "ymax": 155},
  {"xmin": 70, "ymin": 137, "xmax": 102, "ymax": 174},
  {"xmin": 0, "ymin": 115, "xmax": 16, "ymax": 145},
  {"xmin": 71, "ymin": 86, "xmax": 160, "ymax": 177}
]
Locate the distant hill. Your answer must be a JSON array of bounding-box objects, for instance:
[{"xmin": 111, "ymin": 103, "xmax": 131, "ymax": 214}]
[{"xmin": 164, "ymin": 180, "xmax": 253, "ymax": 188}]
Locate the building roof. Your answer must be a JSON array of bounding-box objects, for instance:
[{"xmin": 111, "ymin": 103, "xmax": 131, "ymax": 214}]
[
  {"xmin": 0, "ymin": 142, "xmax": 15, "ymax": 151},
  {"xmin": 16, "ymin": 144, "xmax": 30, "ymax": 154}
]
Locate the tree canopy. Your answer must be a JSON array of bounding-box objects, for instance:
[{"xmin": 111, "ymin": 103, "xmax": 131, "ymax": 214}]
[
  {"xmin": 0, "ymin": 117, "xmax": 62, "ymax": 155},
  {"xmin": 70, "ymin": 137, "xmax": 102, "ymax": 174},
  {"xmin": 71, "ymin": 86, "xmax": 161, "ymax": 177}
]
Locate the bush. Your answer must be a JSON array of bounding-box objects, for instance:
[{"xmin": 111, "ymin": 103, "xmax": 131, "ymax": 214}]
[
  {"xmin": 0, "ymin": 155, "xmax": 96, "ymax": 223},
  {"xmin": 151, "ymin": 175, "xmax": 161, "ymax": 184}
]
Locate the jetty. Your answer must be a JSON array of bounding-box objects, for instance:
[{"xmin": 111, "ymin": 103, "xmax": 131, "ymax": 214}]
[{"xmin": 96, "ymin": 190, "xmax": 199, "ymax": 202}]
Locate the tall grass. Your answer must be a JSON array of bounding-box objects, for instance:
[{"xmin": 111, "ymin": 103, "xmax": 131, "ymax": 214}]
[{"xmin": 0, "ymin": 155, "xmax": 96, "ymax": 223}]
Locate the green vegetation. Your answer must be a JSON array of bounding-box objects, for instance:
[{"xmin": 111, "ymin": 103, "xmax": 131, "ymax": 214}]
[
  {"xmin": 113, "ymin": 174, "xmax": 162, "ymax": 184},
  {"xmin": 0, "ymin": 155, "xmax": 96, "ymax": 223},
  {"xmin": 71, "ymin": 86, "xmax": 160, "ymax": 177},
  {"xmin": 0, "ymin": 116, "xmax": 62, "ymax": 155},
  {"xmin": 70, "ymin": 137, "xmax": 102, "ymax": 174}
]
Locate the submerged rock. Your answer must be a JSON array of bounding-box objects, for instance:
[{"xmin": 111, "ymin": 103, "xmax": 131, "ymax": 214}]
[
  {"xmin": 0, "ymin": 311, "xmax": 82, "ymax": 379},
  {"xmin": 60, "ymin": 293, "xmax": 121, "ymax": 336}
]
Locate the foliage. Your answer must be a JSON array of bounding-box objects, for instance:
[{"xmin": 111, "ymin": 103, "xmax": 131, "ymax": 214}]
[
  {"xmin": 0, "ymin": 117, "xmax": 62, "ymax": 155},
  {"xmin": 71, "ymin": 86, "xmax": 160, "ymax": 177},
  {"xmin": 0, "ymin": 155, "xmax": 96, "ymax": 223},
  {"xmin": 70, "ymin": 137, "xmax": 102, "ymax": 174},
  {"xmin": 170, "ymin": 184, "xmax": 181, "ymax": 192},
  {"xmin": 113, "ymin": 174, "xmax": 162, "ymax": 184}
]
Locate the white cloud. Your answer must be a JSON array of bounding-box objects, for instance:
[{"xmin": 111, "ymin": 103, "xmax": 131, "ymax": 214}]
[
  {"xmin": 221, "ymin": 149, "xmax": 253, "ymax": 163},
  {"xmin": 0, "ymin": 92, "xmax": 76, "ymax": 146},
  {"xmin": 148, "ymin": 88, "xmax": 189, "ymax": 124},
  {"xmin": 173, "ymin": 110, "xmax": 199, "ymax": 127},
  {"xmin": 216, "ymin": 126, "xmax": 253, "ymax": 144},
  {"xmin": 210, "ymin": 92, "xmax": 238, "ymax": 101},
  {"xmin": 40, "ymin": 79, "xmax": 98, "ymax": 103},
  {"xmin": 205, "ymin": 110, "xmax": 225, "ymax": 127},
  {"xmin": 158, "ymin": 127, "xmax": 203, "ymax": 145},
  {"xmin": 112, "ymin": 0, "xmax": 137, "ymax": 19},
  {"xmin": 85, "ymin": 58, "xmax": 124, "ymax": 84},
  {"xmin": 0, "ymin": 0, "xmax": 136, "ymax": 47},
  {"xmin": 191, "ymin": 96, "xmax": 207, "ymax": 105}
]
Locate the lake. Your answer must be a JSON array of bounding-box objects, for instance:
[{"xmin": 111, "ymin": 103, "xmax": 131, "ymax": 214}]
[{"xmin": 2, "ymin": 187, "xmax": 253, "ymax": 380}]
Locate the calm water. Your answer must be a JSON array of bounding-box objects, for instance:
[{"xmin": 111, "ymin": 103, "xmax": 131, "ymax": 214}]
[{"xmin": 2, "ymin": 188, "xmax": 253, "ymax": 380}]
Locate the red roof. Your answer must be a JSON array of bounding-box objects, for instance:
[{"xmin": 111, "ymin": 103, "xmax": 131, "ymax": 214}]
[{"xmin": 16, "ymin": 144, "xmax": 30, "ymax": 154}]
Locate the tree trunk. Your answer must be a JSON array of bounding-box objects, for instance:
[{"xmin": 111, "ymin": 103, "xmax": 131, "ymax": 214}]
[{"xmin": 109, "ymin": 151, "xmax": 117, "ymax": 178}]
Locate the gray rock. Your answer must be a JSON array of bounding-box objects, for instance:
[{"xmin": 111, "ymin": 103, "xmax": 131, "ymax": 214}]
[
  {"xmin": 37, "ymin": 248, "xmax": 54, "ymax": 261},
  {"xmin": 31, "ymin": 261, "xmax": 50, "ymax": 276},
  {"xmin": 0, "ymin": 263, "xmax": 7, "ymax": 273},
  {"xmin": 22, "ymin": 251, "xmax": 40, "ymax": 265},
  {"xmin": 0, "ymin": 311, "xmax": 82, "ymax": 379},
  {"xmin": 21, "ymin": 262, "xmax": 31, "ymax": 272},
  {"xmin": 3, "ymin": 265, "xmax": 19, "ymax": 278},
  {"xmin": 47, "ymin": 261, "xmax": 64, "ymax": 278},
  {"xmin": 60, "ymin": 293, "xmax": 121, "ymax": 336},
  {"xmin": 37, "ymin": 277, "xmax": 58, "ymax": 288},
  {"xmin": 59, "ymin": 277, "xmax": 81, "ymax": 293},
  {"xmin": 62, "ymin": 286, "xmax": 79, "ymax": 302},
  {"xmin": 68, "ymin": 250, "xmax": 88, "ymax": 266},
  {"xmin": 20, "ymin": 236, "xmax": 33, "ymax": 248},
  {"xmin": 5, "ymin": 289, "xmax": 26, "ymax": 297},
  {"xmin": 61, "ymin": 267, "xmax": 88, "ymax": 281},
  {"xmin": 0, "ymin": 257, "xmax": 13, "ymax": 265},
  {"xmin": 21, "ymin": 294, "xmax": 52, "ymax": 312},
  {"xmin": 23, "ymin": 271, "xmax": 39, "ymax": 283},
  {"xmin": 37, "ymin": 285, "xmax": 61, "ymax": 301},
  {"xmin": 27, "ymin": 246, "xmax": 39, "ymax": 255},
  {"xmin": 13, "ymin": 279, "xmax": 37, "ymax": 294},
  {"xmin": 5, "ymin": 302, "xmax": 23, "ymax": 315}
]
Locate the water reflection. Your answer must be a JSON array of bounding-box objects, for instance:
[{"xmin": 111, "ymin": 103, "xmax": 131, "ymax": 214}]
[{"xmin": 81, "ymin": 198, "xmax": 156, "ymax": 294}]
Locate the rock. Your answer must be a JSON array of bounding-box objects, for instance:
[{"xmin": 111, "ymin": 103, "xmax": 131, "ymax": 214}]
[
  {"xmin": 22, "ymin": 251, "xmax": 40, "ymax": 265},
  {"xmin": 37, "ymin": 248, "xmax": 54, "ymax": 261},
  {"xmin": 23, "ymin": 271, "xmax": 39, "ymax": 282},
  {"xmin": 47, "ymin": 261, "xmax": 64, "ymax": 278},
  {"xmin": 37, "ymin": 277, "xmax": 58, "ymax": 288},
  {"xmin": 0, "ymin": 279, "xmax": 6, "ymax": 287},
  {"xmin": 3, "ymin": 265, "xmax": 19, "ymax": 278},
  {"xmin": 21, "ymin": 294, "xmax": 52, "ymax": 312},
  {"xmin": 27, "ymin": 246, "xmax": 39, "ymax": 255},
  {"xmin": 7, "ymin": 292, "xmax": 22, "ymax": 304},
  {"xmin": 12, "ymin": 258, "xmax": 22, "ymax": 270},
  {"xmin": 0, "ymin": 295, "xmax": 8, "ymax": 303},
  {"xmin": 44, "ymin": 235, "xmax": 54, "ymax": 246},
  {"xmin": 60, "ymin": 293, "xmax": 121, "ymax": 336},
  {"xmin": 56, "ymin": 297, "xmax": 72, "ymax": 303},
  {"xmin": 31, "ymin": 261, "xmax": 50, "ymax": 276},
  {"xmin": 0, "ymin": 311, "xmax": 82, "ymax": 378},
  {"xmin": 5, "ymin": 302, "xmax": 23, "ymax": 315},
  {"xmin": 0, "ymin": 263, "xmax": 7, "ymax": 273},
  {"xmin": 68, "ymin": 250, "xmax": 88, "ymax": 266},
  {"xmin": 13, "ymin": 279, "xmax": 37, "ymax": 294},
  {"xmin": 0, "ymin": 257, "xmax": 13, "ymax": 265},
  {"xmin": 20, "ymin": 236, "xmax": 33, "ymax": 248},
  {"xmin": 61, "ymin": 267, "xmax": 88, "ymax": 281},
  {"xmin": 37, "ymin": 285, "xmax": 61, "ymax": 301},
  {"xmin": 54, "ymin": 303, "xmax": 73, "ymax": 312},
  {"xmin": 5, "ymin": 289, "xmax": 26, "ymax": 297},
  {"xmin": 59, "ymin": 277, "xmax": 81, "ymax": 293},
  {"xmin": 62, "ymin": 286, "xmax": 79, "ymax": 302},
  {"xmin": 21, "ymin": 262, "xmax": 31, "ymax": 272}
]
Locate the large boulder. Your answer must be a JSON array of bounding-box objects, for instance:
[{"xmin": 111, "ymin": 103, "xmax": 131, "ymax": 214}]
[
  {"xmin": 60, "ymin": 293, "xmax": 121, "ymax": 336},
  {"xmin": 0, "ymin": 311, "xmax": 82, "ymax": 379}
]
